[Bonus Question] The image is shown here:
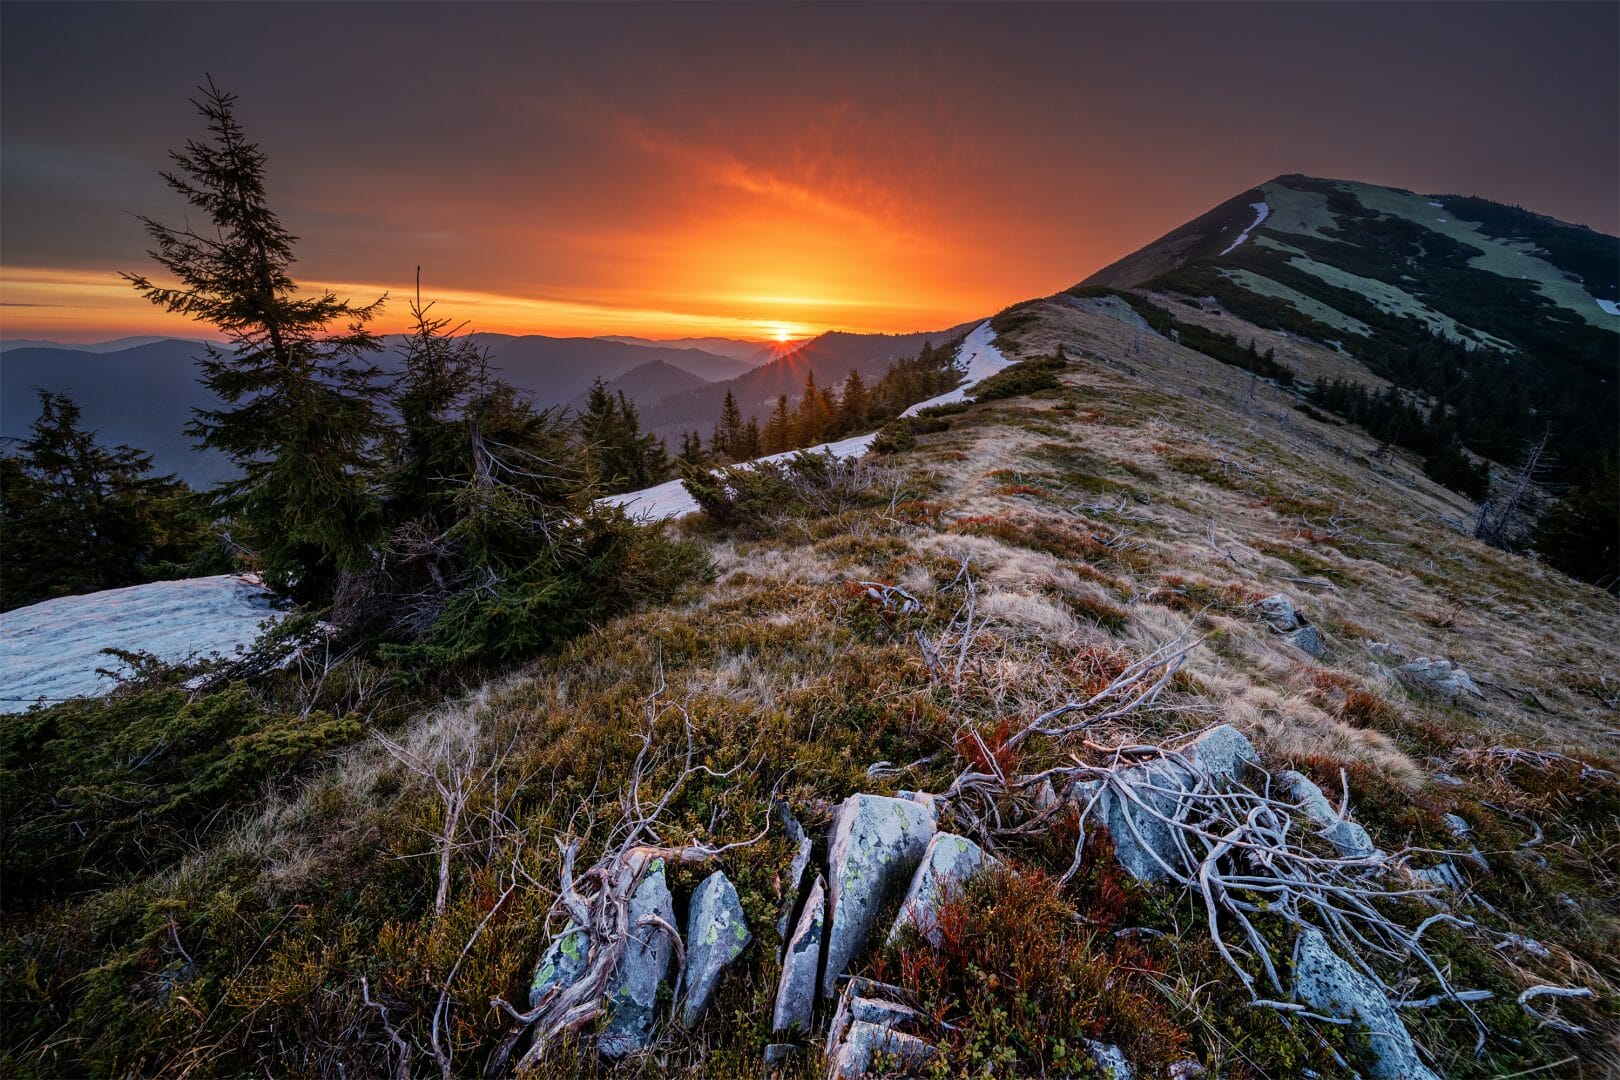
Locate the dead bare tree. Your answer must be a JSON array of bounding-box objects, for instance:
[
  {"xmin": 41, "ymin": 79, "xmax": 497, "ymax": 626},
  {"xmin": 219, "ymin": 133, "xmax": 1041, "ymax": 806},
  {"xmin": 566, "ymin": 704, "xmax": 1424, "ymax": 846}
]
[{"xmin": 1475, "ymin": 431, "xmax": 1553, "ymax": 550}]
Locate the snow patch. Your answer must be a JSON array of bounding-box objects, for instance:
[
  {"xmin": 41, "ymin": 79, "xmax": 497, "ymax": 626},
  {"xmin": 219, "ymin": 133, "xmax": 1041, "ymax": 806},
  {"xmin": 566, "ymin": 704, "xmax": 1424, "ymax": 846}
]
[
  {"xmin": 602, "ymin": 322, "xmax": 1012, "ymax": 523},
  {"xmin": 0, "ymin": 574, "xmax": 280, "ymax": 713},
  {"xmin": 1219, "ymin": 201, "xmax": 1270, "ymax": 256},
  {"xmin": 1427, "ymin": 200, "xmax": 1444, "ymax": 208},
  {"xmin": 1597, "ymin": 299, "xmax": 1620, "ymax": 317}
]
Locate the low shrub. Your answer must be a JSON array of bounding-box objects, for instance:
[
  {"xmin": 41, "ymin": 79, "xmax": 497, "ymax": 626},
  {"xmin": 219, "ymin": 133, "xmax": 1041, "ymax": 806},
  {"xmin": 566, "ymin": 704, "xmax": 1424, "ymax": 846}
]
[{"xmin": 972, "ymin": 352, "xmax": 1070, "ymax": 402}]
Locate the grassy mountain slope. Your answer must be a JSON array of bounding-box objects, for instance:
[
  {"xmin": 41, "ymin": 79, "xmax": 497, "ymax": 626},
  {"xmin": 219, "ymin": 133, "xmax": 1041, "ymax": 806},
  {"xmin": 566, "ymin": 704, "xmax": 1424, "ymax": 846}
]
[{"xmin": 6, "ymin": 301, "xmax": 1615, "ymax": 1078}]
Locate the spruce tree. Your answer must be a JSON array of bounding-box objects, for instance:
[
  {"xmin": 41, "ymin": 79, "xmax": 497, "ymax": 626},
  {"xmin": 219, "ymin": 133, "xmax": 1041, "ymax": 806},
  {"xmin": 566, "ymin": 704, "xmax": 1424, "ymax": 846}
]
[
  {"xmin": 838, "ymin": 370, "xmax": 869, "ymax": 434},
  {"xmin": 712, "ymin": 390, "xmax": 745, "ymax": 461},
  {"xmin": 125, "ymin": 79, "xmax": 387, "ymax": 600}
]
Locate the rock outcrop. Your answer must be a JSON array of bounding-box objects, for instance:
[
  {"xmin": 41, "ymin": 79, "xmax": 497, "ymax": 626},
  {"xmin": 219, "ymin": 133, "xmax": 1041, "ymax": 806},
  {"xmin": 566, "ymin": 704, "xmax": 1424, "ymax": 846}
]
[
  {"xmin": 1291, "ymin": 928, "xmax": 1441, "ymax": 1080},
  {"xmin": 821, "ymin": 794, "xmax": 935, "ymax": 997},
  {"xmin": 1396, "ymin": 658, "xmax": 1482, "ymax": 699},
  {"xmin": 681, "ymin": 870, "xmax": 751, "ymax": 1028},
  {"xmin": 528, "ymin": 922, "xmax": 588, "ymax": 1009},
  {"xmin": 772, "ymin": 873, "xmax": 825, "ymax": 1034},
  {"xmin": 598, "ymin": 860, "xmax": 676, "ymax": 1058},
  {"xmin": 888, "ymin": 832, "xmax": 992, "ymax": 946},
  {"xmin": 824, "ymin": 978, "xmax": 938, "ymax": 1080}
]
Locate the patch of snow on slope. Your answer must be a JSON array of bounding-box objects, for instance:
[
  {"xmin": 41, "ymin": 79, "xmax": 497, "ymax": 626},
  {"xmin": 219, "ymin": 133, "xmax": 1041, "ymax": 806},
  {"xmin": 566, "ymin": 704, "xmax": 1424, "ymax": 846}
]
[
  {"xmin": 1597, "ymin": 299, "xmax": 1620, "ymax": 317},
  {"xmin": 1219, "ymin": 201, "xmax": 1271, "ymax": 256},
  {"xmin": 602, "ymin": 321, "xmax": 1011, "ymax": 523},
  {"xmin": 0, "ymin": 574, "xmax": 280, "ymax": 713}
]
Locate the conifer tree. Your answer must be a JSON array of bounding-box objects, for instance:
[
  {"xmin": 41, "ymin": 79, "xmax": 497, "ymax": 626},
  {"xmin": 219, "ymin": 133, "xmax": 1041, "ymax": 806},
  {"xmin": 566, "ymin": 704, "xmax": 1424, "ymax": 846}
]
[
  {"xmin": 742, "ymin": 417, "xmax": 762, "ymax": 459},
  {"xmin": 763, "ymin": 394, "xmax": 792, "ymax": 453},
  {"xmin": 677, "ymin": 430, "xmax": 708, "ymax": 467},
  {"xmin": 838, "ymin": 369, "xmax": 869, "ymax": 434},
  {"xmin": 712, "ymin": 389, "xmax": 745, "ymax": 461},
  {"xmin": 125, "ymin": 78, "xmax": 386, "ymax": 600}
]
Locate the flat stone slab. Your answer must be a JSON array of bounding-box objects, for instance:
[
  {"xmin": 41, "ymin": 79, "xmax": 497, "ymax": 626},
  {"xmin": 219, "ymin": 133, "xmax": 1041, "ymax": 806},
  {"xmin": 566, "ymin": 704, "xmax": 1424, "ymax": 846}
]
[
  {"xmin": 680, "ymin": 870, "xmax": 751, "ymax": 1028},
  {"xmin": 772, "ymin": 873, "xmax": 825, "ymax": 1034},
  {"xmin": 830, "ymin": 1019, "xmax": 938, "ymax": 1079},
  {"xmin": 1292, "ymin": 928, "xmax": 1440, "ymax": 1080},
  {"xmin": 889, "ymin": 832, "xmax": 993, "ymax": 946},
  {"xmin": 822, "ymin": 794, "xmax": 936, "ymax": 997},
  {"xmin": 598, "ymin": 860, "xmax": 675, "ymax": 1058}
]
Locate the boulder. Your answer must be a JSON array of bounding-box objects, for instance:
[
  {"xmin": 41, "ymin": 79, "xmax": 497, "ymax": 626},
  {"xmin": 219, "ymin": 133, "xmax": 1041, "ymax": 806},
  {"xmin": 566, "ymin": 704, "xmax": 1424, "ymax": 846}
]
[
  {"xmin": 772, "ymin": 873, "xmax": 825, "ymax": 1034},
  {"xmin": 680, "ymin": 870, "xmax": 751, "ymax": 1028},
  {"xmin": 830, "ymin": 1020, "xmax": 938, "ymax": 1079},
  {"xmin": 1278, "ymin": 770, "xmax": 1376, "ymax": 859},
  {"xmin": 1100, "ymin": 725, "xmax": 1259, "ymax": 883},
  {"xmin": 1284, "ymin": 624, "xmax": 1326, "ymax": 658},
  {"xmin": 1396, "ymin": 658, "xmax": 1482, "ymax": 699},
  {"xmin": 888, "ymin": 832, "xmax": 993, "ymax": 946},
  {"xmin": 1256, "ymin": 594, "xmax": 1301, "ymax": 632},
  {"xmin": 822, "ymin": 794, "xmax": 936, "ymax": 997},
  {"xmin": 528, "ymin": 922, "xmax": 589, "ymax": 1009},
  {"xmin": 1291, "ymin": 928, "xmax": 1440, "ymax": 1080},
  {"xmin": 598, "ymin": 860, "xmax": 675, "ymax": 1058}
]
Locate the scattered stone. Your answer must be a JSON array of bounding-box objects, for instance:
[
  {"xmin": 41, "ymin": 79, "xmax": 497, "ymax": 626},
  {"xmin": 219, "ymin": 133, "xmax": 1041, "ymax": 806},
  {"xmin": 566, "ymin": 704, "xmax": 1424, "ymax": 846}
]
[
  {"xmin": 889, "ymin": 832, "xmax": 992, "ymax": 946},
  {"xmin": 1414, "ymin": 860, "xmax": 1465, "ymax": 891},
  {"xmin": 829, "ymin": 1020, "xmax": 938, "ymax": 1079},
  {"xmin": 1396, "ymin": 658, "xmax": 1482, "ymax": 699},
  {"xmin": 1168, "ymin": 1061, "xmax": 1207, "ymax": 1080},
  {"xmin": 897, "ymin": 789, "xmax": 941, "ymax": 823},
  {"xmin": 1284, "ymin": 624, "xmax": 1326, "ymax": 658},
  {"xmin": 1083, "ymin": 1039, "xmax": 1135, "ymax": 1079},
  {"xmin": 1034, "ymin": 778, "xmax": 1059, "ymax": 810},
  {"xmin": 1256, "ymin": 594, "xmax": 1301, "ymax": 632},
  {"xmin": 680, "ymin": 870, "xmax": 751, "ymax": 1028},
  {"xmin": 1100, "ymin": 725, "xmax": 1259, "ymax": 883},
  {"xmin": 1366, "ymin": 640, "xmax": 1406, "ymax": 661},
  {"xmin": 1441, "ymin": 813, "xmax": 1471, "ymax": 838},
  {"xmin": 1291, "ymin": 928, "xmax": 1440, "ymax": 1080},
  {"xmin": 598, "ymin": 860, "xmax": 676, "ymax": 1058},
  {"xmin": 528, "ymin": 921, "xmax": 589, "ymax": 1009},
  {"xmin": 772, "ymin": 873, "xmax": 825, "ymax": 1034},
  {"xmin": 762, "ymin": 1042, "xmax": 798, "ymax": 1068},
  {"xmin": 1430, "ymin": 772, "xmax": 1464, "ymax": 787},
  {"xmin": 1278, "ymin": 770, "xmax": 1376, "ymax": 858},
  {"xmin": 822, "ymin": 794, "xmax": 936, "ymax": 997}
]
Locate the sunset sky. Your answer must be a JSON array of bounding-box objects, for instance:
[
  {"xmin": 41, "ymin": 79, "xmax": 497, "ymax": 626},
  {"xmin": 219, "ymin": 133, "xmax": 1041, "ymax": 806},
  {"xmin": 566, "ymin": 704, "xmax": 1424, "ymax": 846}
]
[{"xmin": 2, "ymin": 1, "xmax": 1615, "ymax": 343}]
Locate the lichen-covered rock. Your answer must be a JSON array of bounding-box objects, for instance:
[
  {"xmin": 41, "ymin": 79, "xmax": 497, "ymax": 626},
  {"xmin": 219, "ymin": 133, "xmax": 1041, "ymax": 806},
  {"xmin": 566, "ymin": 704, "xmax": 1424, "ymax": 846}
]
[
  {"xmin": 822, "ymin": 794, "xmax": 935, "ymax": 997},
  {"xmin": 1082, "ymin": 1039, "xmax": 1134, "ymax": 1079},
  {"xmin": 772, "ymin": 873, "xmax": 825, "ymax": 1034},
  {"xmin": 1100, "ymin": 725, "xmax": 1258, "ymax": 882},
  {"xmin": 830, "ymin": 1020, "xmax": 938, "ymax": 1079},
  {"xmin": 528, "ymin": 922, "xmax": 588, "ymax": 1009},
  {"xmin": 888, "ymin": 832, "xmax": 992, "ymax": 946},
  {"xmin": 598, "ymin": 860, "xmax": 675, "ymax": 1058},
  {"xmin": 680, "ymin": 870, "xmax": 751, "ymax": 1028},
  {"xmin": 1396, "ymin": 658, "xmax": 1482, "ymax": 699},
  {"xmin": 1285, "ymin": 624, "xmax": 1326, "ymax": 658},
  {"xmin": 1256, "ymin": 594, "xmax": 1301, "ymax": 631},
  {"xmin": 1292, "ymin": 928, "xmax": 1440, "ymax": 1080},
  {"xmin": 1278, "ymin": 770, "xmax": 1376, "ymax": 858}
]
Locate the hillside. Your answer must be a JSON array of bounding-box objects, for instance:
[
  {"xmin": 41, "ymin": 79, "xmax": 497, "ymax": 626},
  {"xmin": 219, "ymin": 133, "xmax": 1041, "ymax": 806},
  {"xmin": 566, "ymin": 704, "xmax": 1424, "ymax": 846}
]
[{"xmin": 6, "ymin": 285, "xmax": 1618, "ymax": 1078}]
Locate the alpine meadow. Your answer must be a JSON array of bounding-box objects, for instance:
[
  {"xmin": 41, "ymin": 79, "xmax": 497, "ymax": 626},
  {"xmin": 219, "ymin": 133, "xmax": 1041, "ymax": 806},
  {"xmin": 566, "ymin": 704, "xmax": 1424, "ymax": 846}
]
[{"xmin": 2, "ymin": 4, "xmax": 1617, "ymax": 1079}]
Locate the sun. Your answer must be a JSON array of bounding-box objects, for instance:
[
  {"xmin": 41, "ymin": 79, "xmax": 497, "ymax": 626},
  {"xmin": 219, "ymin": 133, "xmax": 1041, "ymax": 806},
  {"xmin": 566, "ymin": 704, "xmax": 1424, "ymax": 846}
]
[{"xmin": 770, "ymin": 324, "xmax": 795, "ymax": 343}]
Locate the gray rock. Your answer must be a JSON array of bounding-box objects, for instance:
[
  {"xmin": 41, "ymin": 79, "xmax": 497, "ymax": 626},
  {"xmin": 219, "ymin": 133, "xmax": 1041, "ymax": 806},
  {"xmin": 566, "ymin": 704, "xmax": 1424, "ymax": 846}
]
[
  {"xmin": 772, "ymin": 873, "xmax": 825, "ymax": 1034},
  {"xmin": 888, "ymin": 832, "xmax": 992, "ymax": 946},
  {"xmin": 1100, "ymin": 725, "xmax": 1259, "ymax": 883},
  {"xmin": 1415, "ymin": 860, "xmax": 1465, "ymax": 891},
  {"xmin": 529, "ymin": 922, "xmax": 589, "ymax": 1009},
  {"xmin": 1083, "ymin": 1040, "xmax": 1135, "ymax": 1080},
  {"xmin": 598, "ymin": 860, "xmax": 675, "ymax": 1058},
  {"xmin": 1430, "ymin": 772, "xmax": 1464, "ymax": 787},
  {"xmin": 822, "ymin": 794, "xmax": 936, "ymax": 997},
  {"xmin": 830, "ymin": 1020, "xmax": 938, "ymax": 1079},
  {"xmin": 775, "ymin": 801, "xmax": 814, "ymax": 947},
  {"xmin": 1284, "ymin": 624, "xmax": 1326, "ymax": 658},
  {"xmin": 1365, "ymin": 640, "xmax": 1406, "ymax": 661},
  {"xmin": 1278, "ymin": 770, "xmax": 1376, "ymax": 859},
  {"xmin": 1256, "ymin": 594, "xmax": 1301, "ymax": 632},
  {"xmin": 762, "ymin": 1043, "xmax": 798, "ymax": 1068},
  {"xmin": 680, "ymin": 870, "xmax": 751, "ymax": 1028},
  {"xmin": 1292, "ymin": 928, "xmax": 1440, "ymax": 1080},
  {"xmin": 1396, "ymin": 658, "xmax": 1482, "ymax": 699},
  {"xmin": 824, "ymin": 977, "xmax": 924, "ymax": 1062},
  {"xmin": 1168, "ymin": 1061, "xmax": 1207, "ymax": 1080}
]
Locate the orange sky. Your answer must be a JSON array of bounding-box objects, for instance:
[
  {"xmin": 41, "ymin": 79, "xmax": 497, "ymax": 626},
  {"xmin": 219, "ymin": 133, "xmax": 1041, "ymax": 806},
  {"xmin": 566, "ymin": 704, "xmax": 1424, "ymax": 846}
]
[{"xmin": 3, "ymin": 3, "xmax": 1615, "ymax": 344}]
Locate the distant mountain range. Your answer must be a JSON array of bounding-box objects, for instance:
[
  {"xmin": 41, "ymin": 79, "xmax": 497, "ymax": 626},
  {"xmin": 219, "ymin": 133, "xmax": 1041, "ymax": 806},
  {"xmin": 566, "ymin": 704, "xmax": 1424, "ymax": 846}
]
[{"xmin": 1, "ymin": 328, "xmax": 963, "ymax": 485}]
